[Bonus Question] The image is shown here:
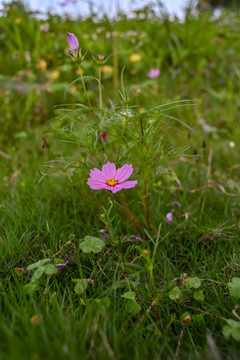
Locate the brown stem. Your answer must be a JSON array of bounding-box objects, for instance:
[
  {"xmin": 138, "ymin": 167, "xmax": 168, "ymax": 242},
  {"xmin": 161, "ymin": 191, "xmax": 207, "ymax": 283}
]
[
  {"xmin": 154, "ymin": 300, "xmax": 165, "ymax": 337},
  {"xmin": 120, "ymin": 193, "xmax": 144, "ymax": 237}
]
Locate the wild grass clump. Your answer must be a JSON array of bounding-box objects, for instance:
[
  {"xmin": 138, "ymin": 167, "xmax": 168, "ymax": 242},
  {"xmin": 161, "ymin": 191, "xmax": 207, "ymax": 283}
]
[{"xmin": 1, "ymin": 2, "xmax": 240, "ymax": 359}]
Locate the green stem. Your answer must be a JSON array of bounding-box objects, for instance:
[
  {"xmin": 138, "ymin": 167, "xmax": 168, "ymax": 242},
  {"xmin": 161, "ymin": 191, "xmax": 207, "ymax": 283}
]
[
  {"xmin": 78, "ymin": 65, "xmax": 108, "ymax": 160},
  {"xmin": 141, "ymin": 118, "xmax": 157, "ymax": 232},
  {"xmin": 112, "ymin": 31, "xmax": 118, "ymax": 89},
  {"xmin": 99, "ymin": 65, "xmax": 102, "ymax": 110},
  {"xmin": 79, "ymin": 64, "xmax": 92, "ymax": 108},
  {"xmin": 116, "ymin": 104, "xmax": 128, "ymax": 162},
  {"xmin": 149, "ymin": 263, "xmax": 165, "ymax": 337}
]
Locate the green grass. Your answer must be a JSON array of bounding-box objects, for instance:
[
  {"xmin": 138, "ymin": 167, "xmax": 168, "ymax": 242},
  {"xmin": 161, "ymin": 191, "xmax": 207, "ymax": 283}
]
[{"xmin": 1, "ymin": 1, "xmax": 240, "ymax": 359}]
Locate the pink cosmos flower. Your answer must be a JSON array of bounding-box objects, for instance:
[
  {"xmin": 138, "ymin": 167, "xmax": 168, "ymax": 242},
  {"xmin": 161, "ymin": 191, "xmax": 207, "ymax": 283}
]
[
  {"xmin": 87, "ymin": 161, "xmax": 138, "ymax": 193},
  {"xmin": 67, "ymin": 31, "xmax": 79, "ymax": 50},
  {"xmin": 147, "ymin": 68, "xmax": 160, "ymax": 78}
]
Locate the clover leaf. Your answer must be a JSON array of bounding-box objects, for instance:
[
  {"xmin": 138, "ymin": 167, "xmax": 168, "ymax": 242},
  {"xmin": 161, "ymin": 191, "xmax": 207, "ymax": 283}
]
[
  {"xmin": 228, "ymin": 278, "xmax": 240, "ymax": 299},
  {"xmin": 79, "ymin": 236, "xmax": 105, "ymax": 254}
]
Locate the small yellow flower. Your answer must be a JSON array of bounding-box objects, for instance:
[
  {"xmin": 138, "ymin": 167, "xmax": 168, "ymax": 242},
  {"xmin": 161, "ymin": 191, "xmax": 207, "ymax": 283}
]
[
  {"xmin": 36, "ymin": 59, "xmax": 47, "ymax": 71},
  {"xmin": 14, "ymin": 17, "xmax": 21, "ymax": 24},
  {"xmin": 101, "ymin": 65, "xmax": 113, "ymax": 74},
  {"xmin": 30, "ymin": 315, "xmax": 39, "ymax": 326},
  {"xmin": 50, "ymin": 70, "xmax": 60, "ymax": 80},
  {"xmin": 70, "ymin": 85, "xmax": 77, "ymax": 92},
  {"xmin": 129, "ymin": 53, "xmax": 142, "ymax": 63},
  {"xmin": 142, "ymin": 249, "xmax": 150, "ymax": 259}
]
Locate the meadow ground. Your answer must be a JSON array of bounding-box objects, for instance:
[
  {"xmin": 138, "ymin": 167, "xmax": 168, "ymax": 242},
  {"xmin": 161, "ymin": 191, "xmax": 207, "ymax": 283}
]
[{"xmin": 0, "ymin": 1, "xmax": 240, "ymax": 359}]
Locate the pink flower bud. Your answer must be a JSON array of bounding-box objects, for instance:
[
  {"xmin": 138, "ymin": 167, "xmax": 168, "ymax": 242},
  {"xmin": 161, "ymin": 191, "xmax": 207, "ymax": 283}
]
[
  {"xmin": 98, "ymin": 54, "xmax": 104, "ymax": 61},
  {"xmin": 166, "ymin": 212, "xmax": 173, "ymax": 226},
  {"xmin": 97, "ymin": 129, "xmax": 108, "ymax": 140},
  {"xmin": 136, "ymin": 88, "xmax": 141, "ymax": 94},
  {"xmin": 67, "ymin": 31, "xmax": 79, "ymax": 50}
]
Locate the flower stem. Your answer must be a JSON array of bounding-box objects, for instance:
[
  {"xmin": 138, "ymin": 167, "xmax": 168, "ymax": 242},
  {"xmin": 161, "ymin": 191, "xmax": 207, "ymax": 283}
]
[
  {"xmin": 120, "ymin": 193, "xmax": 144, "ymax": 237},
  {"xmin": 149, "ymin": 264, "xmax": 165, "ymax": 337},
  {"xmin": 99, "ymin": 65, "xmax": 102, "ymax": 110},
  {"xmin": 112, "ymin": 31, "xmax": 118, "ymax": 89},
  {"xmin": 116, "ymin": 104, "xmax": 128, "ymax": 163},
  {"xmin": 79, "ymin": 64, "xmax": 92, "ymax": 108},
  {"xmin": 140, "ymin": 118, "xmax": 157, "ymax": 232}
]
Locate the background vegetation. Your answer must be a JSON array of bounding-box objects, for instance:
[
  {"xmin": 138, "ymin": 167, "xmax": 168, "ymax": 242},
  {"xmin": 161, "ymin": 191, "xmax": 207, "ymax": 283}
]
[{"xmin": 0, "ymin": 1, "xmax": 240, "ymax": 359}]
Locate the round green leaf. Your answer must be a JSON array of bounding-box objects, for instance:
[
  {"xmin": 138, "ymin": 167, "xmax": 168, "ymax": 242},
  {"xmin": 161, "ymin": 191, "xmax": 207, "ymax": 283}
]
[
  {"xmin": 27, "ymin": 259, "xmax": 50, "ymax": 271},
  {"xmin": 194, "ymin": 290, "xmax": 204, "ymax": 302},
  {"xmin": 79, "ymin": 236, "xmax": 105, "ymax": 254},
  {"xmin": 169, "ymin": 287, "xmax": 182, "ymax": 300},
  {"xmin": 125, "ymin": 300, "xmax": 141, "ymax": 315},
  {"xmin": 121, "ymin": 291, "xmax": 136, "ymax": 300},
  {"xmin": 23, "ymin": 281, "xmax": 38, "ymax": 295},
  {"xmin": 32, "ymin": 266, "xmax": 45, "ymax": 281},
  {"xmin": 223, "ymin": 320, "xmax": 240, "ymax": 342},
  {"xmin": 74, "ymin": 279, "xmax": 88, "ymax": 295},
  {"xmin": 187, "ymin": 277, "xmax": 201, "ymax": 289},
  {"xmin": 43, "ymin": 264, "xmax": 58, "ymax": 275},
  {"xmin": 228, "ymin": 278, "xmax": 240, "ymax": 299}
]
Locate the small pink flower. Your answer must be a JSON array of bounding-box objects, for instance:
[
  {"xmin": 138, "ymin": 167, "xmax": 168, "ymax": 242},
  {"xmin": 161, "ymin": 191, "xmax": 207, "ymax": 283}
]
[
  {"xmin": 147, "ymin": 68, "xmax": 160, "ymax": 78},
  {"xmin": 166, "ymin": 212, "xmax": 173, "ymax": 226},
  {"xmin": 98, "ymin": 54, "xmax": 104, "ymax": 61},
  {"xmin": 97, "ymin": 129, "xmax": 108, "ymax": 140},
  {"xmin": 67, "ymin": 31, "xmax": 79, "ymax": 50},
  {"xmin": 87, "ymin": 161, "xmax": 138, "ymax": 193},
  {"xmin": 136, "ymin": 88, "xmax": 141, "ymax": 94}
]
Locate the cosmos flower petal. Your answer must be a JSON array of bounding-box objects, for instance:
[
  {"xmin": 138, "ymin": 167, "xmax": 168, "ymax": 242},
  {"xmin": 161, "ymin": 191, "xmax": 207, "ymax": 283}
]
[
  {"xmin": 102, "ymin": 161, "xmax": 116, "ymax": 179},
  {"xmin": 115, "ymin": 164, "xmax": 133, "ymax": 183},
  {"xmin": 90, "ymin": 168, "xmax": 107, "ymax": 181},
  {"xmin": 88, "ymin": 183, "xmax": 108, "ymax": 190},
  {"xmin": 87, "ymin": 179, "xmax": 106, "ymax": 187},
  {"xmin": 88, "ymin": 175, "xmax": 106, "ymax": 184},
  {"xmin": 111, "ymin": 185, "xmax": 123, "ymax": 193},
  {"xmin": 118, "ymin": 180, "xmax": 138, "ymax": 189}
]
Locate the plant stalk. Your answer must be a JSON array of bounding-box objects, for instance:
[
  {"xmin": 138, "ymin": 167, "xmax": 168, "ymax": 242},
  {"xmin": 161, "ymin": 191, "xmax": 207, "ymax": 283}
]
[{"xmin": 120, "ymin": 193, "xmax": 144, "ymax": 237}]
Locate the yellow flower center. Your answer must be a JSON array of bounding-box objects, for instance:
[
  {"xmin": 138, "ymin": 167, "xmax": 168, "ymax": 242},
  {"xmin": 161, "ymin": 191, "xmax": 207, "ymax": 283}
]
[{"xmin": 107, "ymin": 178, "xmax": 118, "ymax": 186}]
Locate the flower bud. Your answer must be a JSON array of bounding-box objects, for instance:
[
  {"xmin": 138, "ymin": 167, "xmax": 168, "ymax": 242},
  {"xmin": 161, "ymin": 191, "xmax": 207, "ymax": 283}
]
[
  {"xmin": 67, "ymin": 31, "xmax": 79, "ymax": 50},
  {"xmin": 166, "ymin": 212, "xmax": 173, "ymax": 226}
]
